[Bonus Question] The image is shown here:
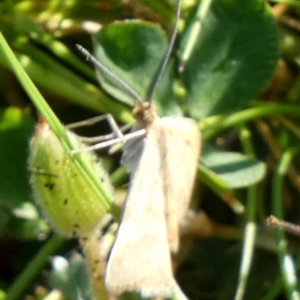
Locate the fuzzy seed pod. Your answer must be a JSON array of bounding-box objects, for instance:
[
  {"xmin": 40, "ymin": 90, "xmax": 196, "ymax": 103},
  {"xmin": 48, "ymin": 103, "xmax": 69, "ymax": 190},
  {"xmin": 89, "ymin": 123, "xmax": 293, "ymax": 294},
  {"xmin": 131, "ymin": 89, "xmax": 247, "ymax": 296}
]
[{"xmin": 28, "ymin": 118, "xmax": 114, "ymax": 237}]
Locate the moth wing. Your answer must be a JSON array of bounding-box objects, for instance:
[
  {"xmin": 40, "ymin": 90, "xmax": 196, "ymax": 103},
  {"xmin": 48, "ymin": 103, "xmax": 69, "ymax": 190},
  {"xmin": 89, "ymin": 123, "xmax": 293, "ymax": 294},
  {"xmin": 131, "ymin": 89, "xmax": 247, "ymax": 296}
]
[
  {"xmin": 121, "ymin": 133, "xmax": 144, "ymax": 174},
  {"xmin": 106, "ymin": 126, "xmax": 175, "ymax": 297},
  {"xmin": 158, "ymin": 117, "xmax": 201, "ymax": 252}
]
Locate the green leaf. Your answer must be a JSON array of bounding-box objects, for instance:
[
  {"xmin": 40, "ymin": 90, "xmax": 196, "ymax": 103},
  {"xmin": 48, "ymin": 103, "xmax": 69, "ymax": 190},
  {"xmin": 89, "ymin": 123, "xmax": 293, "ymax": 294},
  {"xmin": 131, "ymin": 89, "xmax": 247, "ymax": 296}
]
[
  {"xmin": 93, "ymin": 20, "xmax": 182, "ymax": 116},
  {"xmin": 201, "ymin": 144, "xmax": 266, "ymax": 188},
  {"xmin": 0, "ymin": 208, "xmax": 11, "ymax": 237},
  {"xmin": 198, "ymin": 164, "xmax": 245, "ymax": 213},
  {"xmin": 181, "ymin": 0, "xmax": 279, "ymax": 118},
  {"xmin": 0, "ymin": 107, "xmax": 35, "ymax": 208}
]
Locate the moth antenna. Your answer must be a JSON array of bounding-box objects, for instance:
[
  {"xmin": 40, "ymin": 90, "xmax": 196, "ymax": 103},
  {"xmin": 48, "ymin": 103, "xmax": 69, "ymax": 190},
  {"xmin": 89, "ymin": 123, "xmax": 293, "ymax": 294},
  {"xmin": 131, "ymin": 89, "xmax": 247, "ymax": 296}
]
[
  {"xmin": 76, "ymin": 44, "xmax": 144, "ymax": 104},
  {"xmin": 147, "ymin": 0, "xmax": 182, "ymax": 103}
]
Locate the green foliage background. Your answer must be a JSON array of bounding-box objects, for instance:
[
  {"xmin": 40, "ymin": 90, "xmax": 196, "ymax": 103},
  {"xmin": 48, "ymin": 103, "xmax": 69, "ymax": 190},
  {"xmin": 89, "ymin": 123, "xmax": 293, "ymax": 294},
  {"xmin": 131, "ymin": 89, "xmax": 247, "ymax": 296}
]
[{"xmin": 0, "ymin": 0, "xmax": 299, "ymax": 299}]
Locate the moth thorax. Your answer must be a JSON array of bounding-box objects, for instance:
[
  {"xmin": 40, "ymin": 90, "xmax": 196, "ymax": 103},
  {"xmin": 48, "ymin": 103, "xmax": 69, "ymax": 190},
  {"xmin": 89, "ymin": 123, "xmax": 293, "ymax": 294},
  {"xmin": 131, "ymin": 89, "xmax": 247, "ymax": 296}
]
[{"xmin": 132, "ymin": 100, "xmax": 157, "ymax": 127}]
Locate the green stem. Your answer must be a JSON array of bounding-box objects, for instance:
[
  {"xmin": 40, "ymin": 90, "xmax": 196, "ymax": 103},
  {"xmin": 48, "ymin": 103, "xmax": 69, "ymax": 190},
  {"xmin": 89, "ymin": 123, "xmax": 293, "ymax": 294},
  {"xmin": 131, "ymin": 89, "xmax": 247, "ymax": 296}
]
[
  {"xmin": 6, "ymin": 235, "xmax": 65, "ymax": 300},
  {"xmin": 180, "ymin": 0, "xmax": 213, "ymax": 67},
  {"xmin": 271, "ymin": 148, "xmax": 300, "ymax": 300},
  {"xmin": 202, "ymin": 103, "xmax": 300, "ymax": 139},
  {"xmin": 234, "ymin": 126, "xmax": 259, "ymax": 300}
]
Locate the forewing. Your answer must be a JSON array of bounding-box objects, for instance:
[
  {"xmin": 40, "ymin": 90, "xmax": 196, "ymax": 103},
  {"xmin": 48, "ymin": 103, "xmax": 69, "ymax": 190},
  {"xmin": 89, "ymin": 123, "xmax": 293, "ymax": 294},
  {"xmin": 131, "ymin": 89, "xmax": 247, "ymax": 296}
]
[
  {"xmin": 105, "ymin": 126, "xmax": 175, "ymax": 297},
  {"xmin": 158, "ymin": 117, "xmax": 201, "ymax": 252},
  {"xmin": 121, "ymin": 128, "xmax": 145, "ymax": 174}
]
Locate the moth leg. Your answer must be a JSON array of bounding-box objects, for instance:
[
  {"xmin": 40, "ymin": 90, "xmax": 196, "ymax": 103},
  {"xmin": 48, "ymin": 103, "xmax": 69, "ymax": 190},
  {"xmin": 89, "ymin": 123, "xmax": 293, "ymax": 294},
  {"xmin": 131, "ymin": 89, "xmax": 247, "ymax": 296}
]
[
  {"xmin": 66, "ymin": 114, "xmax": 115, "ymax": 129},
  {"xmin": 66, "ymin": 114, "xmax": 134, "ymax": 144},
  {"xmin": 78, "ymin": 123, "xmax": 134, "ymax": 144},
  {"xmin": 70, "ymin": 129, "xmax": 146, "ymax": 154}
]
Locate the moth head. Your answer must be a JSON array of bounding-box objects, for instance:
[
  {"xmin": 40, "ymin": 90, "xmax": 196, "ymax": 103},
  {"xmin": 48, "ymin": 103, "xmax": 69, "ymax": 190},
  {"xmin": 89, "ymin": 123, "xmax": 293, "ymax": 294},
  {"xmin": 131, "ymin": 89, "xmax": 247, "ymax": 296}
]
[{"xmin": 132, "ymin": 100, "xmax": 157, "ymax": 127}]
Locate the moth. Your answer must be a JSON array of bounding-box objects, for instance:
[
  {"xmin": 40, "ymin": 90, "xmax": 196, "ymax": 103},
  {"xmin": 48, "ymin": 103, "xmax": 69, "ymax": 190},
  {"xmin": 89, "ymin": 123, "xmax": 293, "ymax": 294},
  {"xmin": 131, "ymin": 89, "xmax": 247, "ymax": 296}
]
[
  {"xmin": 105, "ymin": 101, "xmax": 200, "ymax": 297},
  {"xmin": 76, "ymin": 0, "xmax": 201, "ymax": 297}
]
